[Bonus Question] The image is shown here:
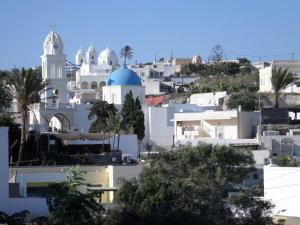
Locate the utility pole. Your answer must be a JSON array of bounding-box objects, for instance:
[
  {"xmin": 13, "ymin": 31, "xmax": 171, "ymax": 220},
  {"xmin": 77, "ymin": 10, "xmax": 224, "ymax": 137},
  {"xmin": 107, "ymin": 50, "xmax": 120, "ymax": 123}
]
[{"xmin": 292, "ymin": 52, "xmax": 295, "ymax": 60}]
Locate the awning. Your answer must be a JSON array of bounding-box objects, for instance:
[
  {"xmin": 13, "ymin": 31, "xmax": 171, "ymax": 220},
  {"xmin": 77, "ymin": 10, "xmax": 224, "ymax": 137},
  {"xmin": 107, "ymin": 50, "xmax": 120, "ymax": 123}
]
[{"xmin": 50, "ymin": 132, "xmax": 109, "ymax": 141}]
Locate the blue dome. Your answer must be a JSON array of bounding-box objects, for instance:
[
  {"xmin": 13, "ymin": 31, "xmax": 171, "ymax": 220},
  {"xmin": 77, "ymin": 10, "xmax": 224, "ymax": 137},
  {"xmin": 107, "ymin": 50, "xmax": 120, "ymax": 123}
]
[{"xmin": 107, "ymin": 66, "xmax": 142, "ymax": 86}]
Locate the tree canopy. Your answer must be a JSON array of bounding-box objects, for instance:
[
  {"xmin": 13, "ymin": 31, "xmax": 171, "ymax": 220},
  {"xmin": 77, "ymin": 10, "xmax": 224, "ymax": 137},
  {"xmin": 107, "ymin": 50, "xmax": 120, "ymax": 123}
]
[
  {"xmin": 227, "ymin": 91, "xmax": 257, "ymax": 111},
  {"xmin": 209, "ymin": 44, "xmax": 224, "ymax": 64},
  {"xmin": 89, "ymin": 101, "xmax": 116, "ymax": 133},
  {"xmin": 121, "ymin": 91, "xmax": 145, "ymax": 142},
  {"xmin": 271, "ymin": 67, "xmax": 298, "ymax": 108},
  {"xmin": 105, "ymin": 144, "xmax": 275, "ymax": 225},
  {"xmin": 120, "ymin": 45, "xmax": 133, "ymax": 66},
  {"xmin": 6, "ymin": 68, "xmax": 51, "ymax": 169}
]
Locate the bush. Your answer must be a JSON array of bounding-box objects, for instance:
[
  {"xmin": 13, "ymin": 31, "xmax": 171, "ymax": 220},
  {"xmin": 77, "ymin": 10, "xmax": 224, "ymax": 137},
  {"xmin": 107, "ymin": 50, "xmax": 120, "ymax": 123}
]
[{"xmin": 272, "ymin": 155, "xmax": 298, "ymax": 167}]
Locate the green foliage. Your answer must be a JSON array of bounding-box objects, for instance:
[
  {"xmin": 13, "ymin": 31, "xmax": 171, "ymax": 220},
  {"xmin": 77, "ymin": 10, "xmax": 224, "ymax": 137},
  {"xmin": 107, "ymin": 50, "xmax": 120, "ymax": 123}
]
[
  {"xmin": 0, "ymin": 71, "xmax": 12, "ymax": 112},
  {"xmin": 272, "ymin": 155, "xmax": 299, "ymax": 167},
  {"xmin": 121, "ymin": 91, "xmax": 145, "ymax": 142},
  {"xmin": 120, "ymin": 45, "xmax": 133, "ymax": 65},
  {"xmin": 106, "ymin": 111, "xmax": 122, "ymax": 150},
  {"xmin": 66, "ymin": 165, "xmax": 87, "ymax": 186},
  {"xmin": 227, "ymin": 92, "xmax": 257, "ymax": 111},
  {"xmin": 209, "ymin": 44, "xmax": 224, "ymax": 64},
  {"xmin": 134, "ymin": 98, "xmax": 145, "ymax": 142},
  {"xmin": 0, "ymin": 210, "xmax": 30, "ymax": 225},
  {"xmin": 229, "ymin": 189, "xmax": 274, "ymax": 225},
  {"xmin": 6, "ymin": 68, "xmax": 51, "ymax": 168},
  {"xmin": 189, "ymin": 72, "xmax": 259, "ymax": 95},
  {"xmin": 45, "ymin": 167, "xmax": 104, "ymax": 225},
  {"xmin": 271, "ymin": 67, "xmax": 298, "ymax": 108},
  {"xmin": 0, "ymin": 114, "xmax": 21, "ymax": 160},
  {"xmin": 105, "ymin": 144, "xmax": 274, "ymax": 225},
  {"xmin": 181, "ymin": 62, "xmax": 242, "ymax": 76},
  {"xmin": 89, "ymin": 101, "xmax": 116, "ymax": 133}
]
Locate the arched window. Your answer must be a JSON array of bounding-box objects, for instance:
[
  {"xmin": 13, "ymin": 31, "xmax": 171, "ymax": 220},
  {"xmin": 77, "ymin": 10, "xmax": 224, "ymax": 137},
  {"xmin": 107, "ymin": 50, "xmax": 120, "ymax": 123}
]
[
  {"xmin": 90, "ymin": 81, "xmax": 98, "ymax": 90},
  {"xmin": 81, "ymin": 81, "xmax": 89, "ymax": 89}
]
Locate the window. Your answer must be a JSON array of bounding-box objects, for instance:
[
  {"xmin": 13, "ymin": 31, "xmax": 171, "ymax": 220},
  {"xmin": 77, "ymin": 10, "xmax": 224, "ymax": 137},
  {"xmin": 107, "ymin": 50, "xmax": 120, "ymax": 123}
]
[{"xmin": 252, "ymin": 173, "xmax": 259, "ymax": 180}]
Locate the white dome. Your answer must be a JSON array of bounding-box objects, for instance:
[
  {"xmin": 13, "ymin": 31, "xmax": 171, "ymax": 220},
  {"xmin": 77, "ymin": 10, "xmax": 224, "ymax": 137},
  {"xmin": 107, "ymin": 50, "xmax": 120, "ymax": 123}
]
[
  {"xmin": 76, "ymin": 47, "xmax": 83, "ymax": 55},
  {"xmin": 43, "ymin": 31, "xmax": 64, "ymax": 55},
  {"xmin": 88, "ymin": 45, "xmax": 96, "ymax": 53},
  {"xmin": 99, "ymin": 47, "xmax": 117, "ymax": 59},
  {"xmin": 192, "ymin": 55, "xmax": 202, "ymax": 64},
  {"xmin": 98, "ymin": 47, "xmax": 118, "ymax": 66}
]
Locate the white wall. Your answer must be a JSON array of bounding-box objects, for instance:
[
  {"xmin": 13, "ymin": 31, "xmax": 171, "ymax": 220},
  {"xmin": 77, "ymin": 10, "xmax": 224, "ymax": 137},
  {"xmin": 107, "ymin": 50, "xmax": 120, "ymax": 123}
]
[
  {"xmin": 103, "ymin": 85, "xmax": 145, "ymax": 105},
  {"xmin": 74, "ymin": 103, "xmax": 92, "ymax": 132},
  {"xmin": 238, "ymin": 111, "xmax": 260, "ymax": 139},
  {"xmin": 264, "ymin": 166, "xmax": 300, "ymax": 217},
  {"xmin": 107, "ymin": 165, "xmax": 142, "ymax": 201},
  {"xmin": 148, "ymin": 106, "xmax": 174, "ymax": 147},
  {"xmin": 143, "ymin": 80, "xmax": 161, "ymax": 95},
  {"xmin": 0, "ymin": 127, "xmax": 48, "ymax": 215}
]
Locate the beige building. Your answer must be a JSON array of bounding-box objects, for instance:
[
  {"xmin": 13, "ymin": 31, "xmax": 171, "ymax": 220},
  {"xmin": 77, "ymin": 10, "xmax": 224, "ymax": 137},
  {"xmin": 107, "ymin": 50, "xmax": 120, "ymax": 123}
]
[{"xmin": 172, "ymin": 55, "xmax": 202, "ymax": 73}]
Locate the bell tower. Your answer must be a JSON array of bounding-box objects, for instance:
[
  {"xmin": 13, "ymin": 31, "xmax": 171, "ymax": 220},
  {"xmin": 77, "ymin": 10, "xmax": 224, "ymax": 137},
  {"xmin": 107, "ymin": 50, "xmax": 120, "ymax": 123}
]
[{"xmin": 41, "ymin": 26, "xmax": 68, "ymax": 104}]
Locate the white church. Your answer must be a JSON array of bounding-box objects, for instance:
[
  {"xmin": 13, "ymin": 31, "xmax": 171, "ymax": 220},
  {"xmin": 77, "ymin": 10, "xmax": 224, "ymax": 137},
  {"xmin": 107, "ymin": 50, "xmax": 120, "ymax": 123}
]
[
  {"xmin": 29, "ymin": 30, "xmax": 151, "ymax": 159},
  {"xmin": 28, "ymin": 29, "xmax": 261, "ymax": 159}
]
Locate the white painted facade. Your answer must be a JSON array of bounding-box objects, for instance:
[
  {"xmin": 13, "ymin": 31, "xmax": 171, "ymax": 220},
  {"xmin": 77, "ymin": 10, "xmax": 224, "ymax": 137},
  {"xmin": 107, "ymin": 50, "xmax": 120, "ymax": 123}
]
[
  {"xmin": 0, "ymin": 127, "xmax": 143, "ymax": 214},
  {"xmin": 70, "ymin": 46, "xmax": 118, "ymax": 103},
  {"xmin": 103, "ymin": 85, "xmax": 145, "ymax": 105},
  {"xmin": 259, "ymin": 60, "xmax": 300, "ymax": 93},
  {"xmin": 174, "ymin": 110, "xmax": 260, "ymax": 145},
  {"xmin": 188, "ymin": 91, "xmax": 227, "ymax": 106},
  {"xmin": 264, "ymin": 166, "xmax": 300, "ymax": 217},
  {"xmin": 41, "ymin": 31, "xmax": 68, "ymax": 104}
]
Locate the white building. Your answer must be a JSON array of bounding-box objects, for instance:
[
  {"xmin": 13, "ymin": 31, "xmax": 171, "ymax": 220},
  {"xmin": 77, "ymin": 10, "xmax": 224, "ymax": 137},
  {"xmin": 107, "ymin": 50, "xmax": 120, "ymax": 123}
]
[
  {"xmin": 259, "ymin": 60, "xmax": 300, "ymax": 93},
  {"xmin": 41, "ymin": 30, "xmax": 68, "ymax": 104},
  {"xmin": 0, "ymin": 127, "xmax": 142, "ymax": 214},
  {"xmin": 103, "ymin": 66, "xmax": 145, "ymax": 105},
  {"xmin": 174, "ymin": 110, "xmax": 260, "ymax": 146},
  {"xmin": 264, "ymin": 165, "xmax": 300, "ymax": 217},
  {"xmin": 70, "ymin": 46, "xmax": 118, "ymax": 103},
  {"xmin": 188, "ymin": 91, "xmax": 227, "ymax": 107}
]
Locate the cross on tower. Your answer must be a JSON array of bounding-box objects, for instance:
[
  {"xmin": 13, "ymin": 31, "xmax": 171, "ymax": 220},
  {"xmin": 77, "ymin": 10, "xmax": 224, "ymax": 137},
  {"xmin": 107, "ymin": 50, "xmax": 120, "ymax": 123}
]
[{"xmin": 50, "ymin": 23, "xmax": 56, "ymax": 32}]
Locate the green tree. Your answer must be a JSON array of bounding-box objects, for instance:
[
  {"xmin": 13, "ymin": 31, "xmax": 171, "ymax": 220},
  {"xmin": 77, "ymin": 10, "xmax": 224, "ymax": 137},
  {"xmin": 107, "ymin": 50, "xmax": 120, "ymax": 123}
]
[
  {"xmin": 0, "ymin": 114, "xmax": 21, "ymax": 161},
  {"xmin": 271, "ymin": 67, "xmax": 298, "ymax": 108},
  {"xmin": 0, "ymin": 72, "xmax": 12, "ymax": 113},
  {"xmin": 120, "ymin": 45, "xmax": 133, "ymax": 66},
  {"xmin": 208, "ymin": 44, "xmax": 224, "ymax": 64},
  {"xmin": 227, "ymin": 92, "xmax": 257, "ymax": 111},
  {"xmin": 133, "ymin": 97, "xmax": 145, "ymax": 142},
  {"xmin": 89, "ymin": 101, "xmax": 116, "ymax": 133},
  {"xmin": 45, "ymin": 166, "xmax": 104, "ymax": 225},
  {"xmin": 105, "ymin": 144, "xmax": 275, "ymax": 225},
  {"xmin": 6, "ymin": 68, "xmax": 51, "ymax": 169},
  {"xmin": 106, "ymin": 111, "xmax": 122, "ymax": 150},
  {"xmin": 272, "ymin": 155, "xmax": 298, "ymax": 167},
  {"xmin": 121, "ymin": 91, "xmax": 145, "ymax": 155},
  {"xmin": 121, "ymin": 91, "xmax": 135, "ymax": 133},
  {"xmin": 0, "ymin": 210, "xmax": 31, "ymax": 225}
]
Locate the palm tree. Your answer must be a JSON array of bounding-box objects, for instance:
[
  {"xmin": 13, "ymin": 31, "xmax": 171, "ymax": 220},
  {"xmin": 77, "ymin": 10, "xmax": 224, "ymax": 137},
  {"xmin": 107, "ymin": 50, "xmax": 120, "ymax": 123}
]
[
  {"xmin": 106, "ymin": 112, "xmax": 122, "ymax": 151},
  {"xmin": 6, "ymin": 68, "xmax": 51, "ymax": 169},
  {"xmin": 120, "ymin": 45, "xmax": 133, "ymax": 66},
  {"xmin": 0, "ymin": 71, "xmax": 12, "ymax": 113},
  {"xmin": 271, "ymin": 67, "xmax": 298, "ymax": 108}
]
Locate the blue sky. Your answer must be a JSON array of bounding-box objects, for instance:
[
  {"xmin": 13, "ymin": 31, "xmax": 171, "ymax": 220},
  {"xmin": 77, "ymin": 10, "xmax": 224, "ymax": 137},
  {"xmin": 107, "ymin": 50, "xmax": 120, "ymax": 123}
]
[{"xmin": 1, "ymin": 0, "xmax": 300, "ymax": 69}]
